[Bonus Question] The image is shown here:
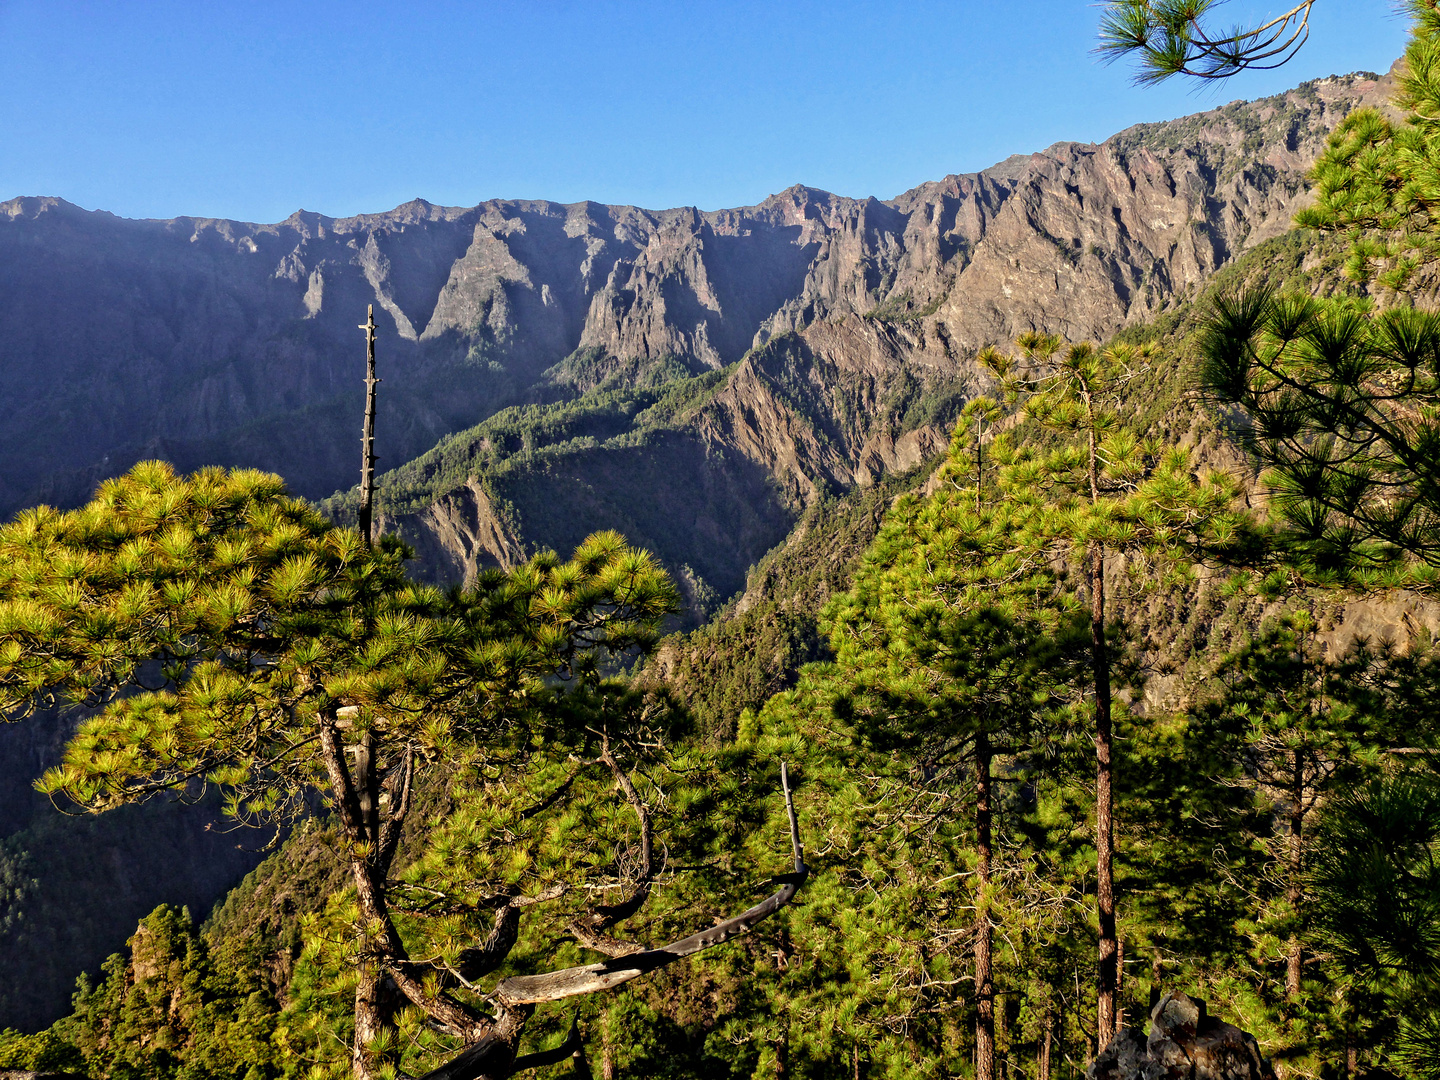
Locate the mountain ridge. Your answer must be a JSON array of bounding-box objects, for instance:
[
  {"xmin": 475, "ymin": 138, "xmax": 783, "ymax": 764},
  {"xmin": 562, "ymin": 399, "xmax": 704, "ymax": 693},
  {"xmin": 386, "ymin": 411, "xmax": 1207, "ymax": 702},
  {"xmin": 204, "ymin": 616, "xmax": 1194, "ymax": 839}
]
[
  {"xmin": 0, "ymin": 68, "xmax": 1402, "ymax": 1033},
  {"xmin": 0, "ymin": 71, "xmax": 1389, "ymax": 523},
  {"xmin": 328, "ymin": 71, "xmax": 1393, "ymax": 594}
]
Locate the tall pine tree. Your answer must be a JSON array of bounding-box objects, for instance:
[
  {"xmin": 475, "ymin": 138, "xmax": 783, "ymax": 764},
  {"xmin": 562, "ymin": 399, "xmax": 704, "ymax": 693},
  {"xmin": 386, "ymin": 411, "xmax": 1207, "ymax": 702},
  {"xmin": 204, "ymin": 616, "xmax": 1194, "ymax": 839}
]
[
  {"xmin": 982, "ymin": 334, "xmax": 1241, "ymax": 1047},
  {"xmin": 0, "ymin": 462, "xmax": 682, "ymax": 1080}
]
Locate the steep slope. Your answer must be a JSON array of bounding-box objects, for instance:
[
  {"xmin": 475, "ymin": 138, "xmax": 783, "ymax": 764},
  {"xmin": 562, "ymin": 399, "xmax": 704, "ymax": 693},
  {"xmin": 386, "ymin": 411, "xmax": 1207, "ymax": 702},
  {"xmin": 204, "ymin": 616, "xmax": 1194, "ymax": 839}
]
[
  {"xmin": 0, "ymin": 67, "xmax": 1402, "ymax": 1035},
  {"xmin": 318, "ymin": 71, "xmax": 1391, "ymax": 593},
  {"xmin": 0, "ymin": 73, "xmax": 1387, "ymax": 522},
  {"xmin": 334, "ymin": 321, "xmax": 970, "ymax": 605},
  {"xmin": 0, "ymin": 703, "xmax": 266, "ymax": 1031}
]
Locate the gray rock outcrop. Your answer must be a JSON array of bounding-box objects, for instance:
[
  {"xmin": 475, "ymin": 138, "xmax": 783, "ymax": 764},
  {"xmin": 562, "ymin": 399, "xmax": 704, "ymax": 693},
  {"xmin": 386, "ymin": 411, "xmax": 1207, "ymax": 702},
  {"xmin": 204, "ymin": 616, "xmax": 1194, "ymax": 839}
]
[{"xmin": 1089, "ymin": 991, "xmax": 1275, "ymax": 1080}]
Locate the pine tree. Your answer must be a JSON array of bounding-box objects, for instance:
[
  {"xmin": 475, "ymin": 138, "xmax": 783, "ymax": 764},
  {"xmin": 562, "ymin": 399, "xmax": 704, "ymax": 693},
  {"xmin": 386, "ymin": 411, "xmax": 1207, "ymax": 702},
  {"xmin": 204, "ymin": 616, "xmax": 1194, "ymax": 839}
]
[
  {"xmin": 1198, "ymin": 290, "xmax": 1440, "ymax": 593},
  {"xmin": 1295, "ymin": 1, "xmax": 1440, "ymax": 291},
  {"xmin": 737, "ymin": 407, "xmax": 1093, "ymax": 1080},
  {"xmin": 981, "ymin": 335, "xmax": 1241, "ymax": 1048},
  {"xmin": 1189, "ymin": 614, "xmax": 1382, "ymax": 1002},
  {"xmin": 1097, "ymin": 0, "xmax": 1316, "ymax": 84},
  {"xmin": 1310, "ymin": 758, "xmax": 1440, "ymax": 1077},
  {"xmin": 0, "ymin": 462, "xmax": 688, "ymax": 1080},
  {"xmin": 824, "ymin": 405, "xmax": 1090, "ymax": 1080}
]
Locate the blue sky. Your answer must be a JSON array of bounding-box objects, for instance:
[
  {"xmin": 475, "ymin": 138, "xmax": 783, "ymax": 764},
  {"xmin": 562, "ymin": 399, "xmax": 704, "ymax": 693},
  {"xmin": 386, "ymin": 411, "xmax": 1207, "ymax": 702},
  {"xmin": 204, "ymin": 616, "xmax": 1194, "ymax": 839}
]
[{"xmin": 0, "ymin": 1, "xmax": 1411, "ymax": 223}]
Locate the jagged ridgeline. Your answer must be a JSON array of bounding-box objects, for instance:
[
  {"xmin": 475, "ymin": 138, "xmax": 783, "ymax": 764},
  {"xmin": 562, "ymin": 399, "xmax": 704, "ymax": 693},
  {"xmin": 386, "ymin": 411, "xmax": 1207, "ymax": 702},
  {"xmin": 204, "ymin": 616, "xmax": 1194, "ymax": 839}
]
[
  {"xmin": 0, "ymin": 68, "xmax": 1405, "ymax": 1051},
  {"xmin": 0, "ymin": 72, "xmax": 1384, "ymax": 526}
]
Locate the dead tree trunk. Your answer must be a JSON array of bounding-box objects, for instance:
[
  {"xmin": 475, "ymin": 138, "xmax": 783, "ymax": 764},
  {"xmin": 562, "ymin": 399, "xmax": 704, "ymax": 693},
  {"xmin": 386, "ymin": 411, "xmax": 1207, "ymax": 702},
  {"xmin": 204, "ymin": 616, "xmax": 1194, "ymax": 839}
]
[
  {"xmin": 357, "ymin": 304, "xmax": 379, "ymax": 548},
  {"xmin": 1286, "ymin": 747, "xmax": 1305, "ymax": 999}
]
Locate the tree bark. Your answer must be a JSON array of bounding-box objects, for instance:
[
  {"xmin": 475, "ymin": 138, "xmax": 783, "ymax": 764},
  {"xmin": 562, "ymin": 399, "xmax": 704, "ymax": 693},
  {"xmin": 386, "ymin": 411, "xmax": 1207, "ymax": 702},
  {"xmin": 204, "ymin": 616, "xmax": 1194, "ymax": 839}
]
[
  {"xmin": 319, "ymin": 715, "xmax": 421, "ymax": 1080},
  {"xmin": 412, "ymin": 1005, "xmax": 532, "ymax": 1080},
  {"xmin": 1114, "ymin": 938, "xmax": 1125, "ymax": 1032},
  {"xmin": 995, "ymin": 989, "xmax": 1008, "ymax": 1080},
  {"xmin": 417, "ymin": 763, "xmax": 809, "ymax": 1080},
  {"xmin": 352, "ymin": 965, "xmax": 388, "ymax": 1080},
  {"xmin": 975, "ymin": 731, "xmax": 995, "ymax": 1080},
  {"xmin": 1286, "ymin": 748, "xmax": 1305, "ymax": 999},
  {"xmin": 1091, "ymin": 543, "xmax": 1118, "ymax": 1050},
  {"xmin": 1037, "ymin": 1005, "xmax": 1052, "ymax": 1080}
]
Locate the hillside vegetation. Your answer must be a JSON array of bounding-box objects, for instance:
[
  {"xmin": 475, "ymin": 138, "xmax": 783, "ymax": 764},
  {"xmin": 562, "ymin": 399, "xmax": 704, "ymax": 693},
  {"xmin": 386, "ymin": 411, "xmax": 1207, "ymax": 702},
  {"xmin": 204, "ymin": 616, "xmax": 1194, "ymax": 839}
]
[{"xmin": 6, "ymin": 30, "xmax": 1440, "ymax": 1080}]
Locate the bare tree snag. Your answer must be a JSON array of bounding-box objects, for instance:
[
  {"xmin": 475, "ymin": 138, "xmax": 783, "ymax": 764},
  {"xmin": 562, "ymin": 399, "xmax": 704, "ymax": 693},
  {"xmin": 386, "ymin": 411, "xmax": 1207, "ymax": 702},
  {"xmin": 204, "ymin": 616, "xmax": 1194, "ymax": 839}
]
[
  {"xmin": 357, "ymin": 304, "xmax": 379, "ymax": 548},
  {"xmin": 416, "ymin": 762, "xmax": 808, "ymax": 1080},
  {"xmin": 1286, "ymin": 748, "xmax": 1305, "ymax": 999},
  {"xmin": 495, "ymin": 763, "xmax": 807, "ymax": 1007},
  {"xmin": 571, "ymin": 735, "xmax": 656, "ymax": 943}
]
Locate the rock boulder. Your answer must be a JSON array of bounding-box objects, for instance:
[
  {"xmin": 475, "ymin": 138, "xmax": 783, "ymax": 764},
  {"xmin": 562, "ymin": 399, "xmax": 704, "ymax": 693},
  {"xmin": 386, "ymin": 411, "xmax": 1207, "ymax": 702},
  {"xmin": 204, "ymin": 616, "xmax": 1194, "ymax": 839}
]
[{"xmin": 1088, "ymin": 991, "xmax": 1275, "ymax": 1080}]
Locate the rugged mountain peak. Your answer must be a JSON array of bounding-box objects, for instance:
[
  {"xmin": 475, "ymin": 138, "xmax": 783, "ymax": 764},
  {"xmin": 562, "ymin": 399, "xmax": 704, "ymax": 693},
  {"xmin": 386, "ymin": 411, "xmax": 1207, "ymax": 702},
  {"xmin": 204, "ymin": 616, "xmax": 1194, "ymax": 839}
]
[
  {"xmin": 280, "ymin": 208, "xmax": 333, "ymax": 237},
  {"xmin": 0, "ymin": 70, "xmax": 1392, "ymax": 520},
  {"xmin": 1, "ymin": 195, "xmax": 107, "ymax": 221}
]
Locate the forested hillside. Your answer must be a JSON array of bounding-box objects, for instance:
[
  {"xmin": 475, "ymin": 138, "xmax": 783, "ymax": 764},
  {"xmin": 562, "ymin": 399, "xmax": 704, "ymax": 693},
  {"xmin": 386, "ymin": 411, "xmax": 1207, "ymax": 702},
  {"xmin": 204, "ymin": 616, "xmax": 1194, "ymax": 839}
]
[{"xmin": 6, "ymin": 21, "xmax": 1440, "ymax": 1080}]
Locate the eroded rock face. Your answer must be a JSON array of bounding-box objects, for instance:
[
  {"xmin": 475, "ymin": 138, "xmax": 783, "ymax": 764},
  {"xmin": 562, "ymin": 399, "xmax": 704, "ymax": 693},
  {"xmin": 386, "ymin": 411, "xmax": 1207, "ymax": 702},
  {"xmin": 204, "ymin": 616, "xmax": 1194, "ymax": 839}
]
[
  {"xmin": 0, "ymin": 73, "xmax": 1390, "ymax": 517},
  {"xmin": 1089, "ymin": 992, "xmax": 1275, "ymax": 1080}
]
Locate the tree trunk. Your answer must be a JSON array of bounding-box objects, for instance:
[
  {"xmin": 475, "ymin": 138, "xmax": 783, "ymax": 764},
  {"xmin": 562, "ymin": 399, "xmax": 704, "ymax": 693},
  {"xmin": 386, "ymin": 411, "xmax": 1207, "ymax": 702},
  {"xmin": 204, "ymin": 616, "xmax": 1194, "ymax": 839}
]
[
  {"xmin": 601, "ymin": 1007, "xmax": 615, "ymax": 1080},
  {"xmin": 319, "ymin": 718, "xmax": 413, "ymax": 1080},
  {"xmin": 1114, "ymin": 938, "xmax": 1125, "ymax": 1032},
  {"xmin": 1149, "ymin": 947, "xmax": 1163, "ymax": 1011},
  {"xmin": 353, "ymin": 964, "xmax": 388, "ymax": 1080},
  {"xmin": 1057, "ymin": 997, "xmax": 1066, "ymax": 1080},
  {"xmin": 1037, "ymin": 1005, "xmax": 1052, "ymax": 1080},
  {"xmin": 411, "ymin": 1004, "xmax": 532, "ymax": 1080},
  {"xmin": 975, "ymin": 731, "xmax": 995, "ymax": 1080},
  {"xmin": 994, "ymin": 989, "xmax": 1008, "ymax": 1080},
  {"xmin": 1091, "ymin": 544, "xmax": 1118, "ymax": 1049},
  {"xmin": 1286, "ymin": 748, "xmax": 1305, "ymax": 999}
]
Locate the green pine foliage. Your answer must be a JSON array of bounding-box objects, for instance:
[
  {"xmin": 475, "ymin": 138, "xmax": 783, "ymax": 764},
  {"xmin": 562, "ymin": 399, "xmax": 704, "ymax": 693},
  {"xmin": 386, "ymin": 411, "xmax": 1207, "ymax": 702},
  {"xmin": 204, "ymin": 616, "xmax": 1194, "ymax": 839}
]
[
  {"xmin": 0, "ymin": 461, "xmax": 689, "ymax": 1079},
  {"xmin": 1297, "ymin": 1, "xmax": 1440, "ymax": 290},
  {"xmin": 724, "ymin": 425, "xmax": 1096, "ymax": 1077},
  {"xmin": 1311, "ymin": 765, "xmax": 1440, "ymax": 1075},
  {"xmin": 17, "ymin": 11, "xmax": 1440, "ymax": 1077},
  {"xmin": 1199, "ymin": 289, "xmax": 1440, "ymax": 592},
  {"xmin": 1097, "ymin": 0, "xmax": 1317, "ymax": 85}
]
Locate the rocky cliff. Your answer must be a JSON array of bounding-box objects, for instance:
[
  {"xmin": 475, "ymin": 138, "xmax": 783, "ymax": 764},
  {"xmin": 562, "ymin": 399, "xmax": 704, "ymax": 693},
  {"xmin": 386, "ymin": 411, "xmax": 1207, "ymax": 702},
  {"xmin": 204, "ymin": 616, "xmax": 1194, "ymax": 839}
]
[
  {"xmin": 329, "ymin": 72, "xmax": 1389, "ymax": 591},
  {"xmin": 0, "ymin": 72, "xmax": 1388, "ymax": 526},
  {"xmin": 0, "ymin": 68, "xmax": 1402, "ymax": 1033}
]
